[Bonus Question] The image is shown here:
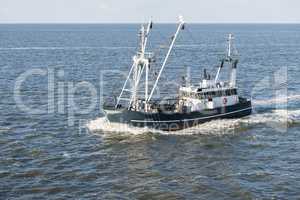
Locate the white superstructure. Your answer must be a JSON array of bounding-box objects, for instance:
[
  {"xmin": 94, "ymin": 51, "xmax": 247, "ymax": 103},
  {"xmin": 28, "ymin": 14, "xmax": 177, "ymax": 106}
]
[{"xmin": 177, "ymin": 34, "xmax": 240, "ymax": 112}]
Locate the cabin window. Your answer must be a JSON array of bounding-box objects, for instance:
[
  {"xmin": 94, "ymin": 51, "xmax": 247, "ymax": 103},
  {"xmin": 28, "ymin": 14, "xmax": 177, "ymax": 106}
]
[{"xmin": 191, "ymin": 88, "xmax": 237, "ymax": 100}]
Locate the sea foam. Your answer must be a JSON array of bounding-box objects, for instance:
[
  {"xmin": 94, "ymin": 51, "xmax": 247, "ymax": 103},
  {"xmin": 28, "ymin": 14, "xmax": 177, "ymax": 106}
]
[
  {"xmin": 87, "ymin": 108, "xmax": 300, "ymax": 136},
  {"xmin": 87, "ymin": 94, "xmax": 300, "ymax": 136}
]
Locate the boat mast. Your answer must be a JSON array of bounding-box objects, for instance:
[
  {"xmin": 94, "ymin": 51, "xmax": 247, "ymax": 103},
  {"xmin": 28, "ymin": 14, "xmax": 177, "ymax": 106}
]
[
  {"xmin": 115, "ymin": 19, "xmax": 153, "ymax": 109},
  {"xmin": 144, "ymin": 19, "xmax": 153, "ymax": 111},
  {"xmin": 228, "ymin": 34, "xmax": 238, "ymax": 88},
  {"xmin": 214, "ymin": 33, "xmax": 237, "ymax": 86},
  {"xmin": 147, "ymin": 16, "xmax": 185, "ymax": 103},
  {"xmin": 131, "ymin": 25, "xmax": 146, "ymax": 109},
  {"xmin": 228, "ymin": 34, "xmax": 232, "ymax": 57}
]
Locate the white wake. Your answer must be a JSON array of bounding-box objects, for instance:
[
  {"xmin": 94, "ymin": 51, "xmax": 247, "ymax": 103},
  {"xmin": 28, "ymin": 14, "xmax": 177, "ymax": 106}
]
[
  {"xmin": 87, "ymin": 109, "xmax": 300, "ymax": 136},
  {"xmin": 87, "ymin": 93, "xmax": 300, "ymax": 136}
]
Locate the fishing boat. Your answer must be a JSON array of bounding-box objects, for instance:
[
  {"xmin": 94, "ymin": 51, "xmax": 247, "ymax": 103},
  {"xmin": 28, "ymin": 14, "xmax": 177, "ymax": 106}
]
[{"xmin": 103, "ymin": 17, "xmax": 252, "ymax": 131}]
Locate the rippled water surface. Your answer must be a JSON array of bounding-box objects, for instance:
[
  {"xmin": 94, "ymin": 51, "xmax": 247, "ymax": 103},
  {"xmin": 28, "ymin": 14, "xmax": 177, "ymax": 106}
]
[{"xmin": 1, "ymin": 24, "xmax": 300, "ymax": 199}]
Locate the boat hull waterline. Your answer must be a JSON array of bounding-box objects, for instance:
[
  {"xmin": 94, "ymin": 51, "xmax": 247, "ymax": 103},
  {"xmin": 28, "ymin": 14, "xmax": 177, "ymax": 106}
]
[{"xmin": 104, "ymin": 100, "xmax": 252, "ymax": 131}]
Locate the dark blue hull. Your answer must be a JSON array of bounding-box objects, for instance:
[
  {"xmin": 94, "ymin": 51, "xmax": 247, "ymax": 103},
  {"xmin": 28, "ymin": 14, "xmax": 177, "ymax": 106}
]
[{"xmin": 104, "ymin": 100, "xmax": 252, "ymax": 131}]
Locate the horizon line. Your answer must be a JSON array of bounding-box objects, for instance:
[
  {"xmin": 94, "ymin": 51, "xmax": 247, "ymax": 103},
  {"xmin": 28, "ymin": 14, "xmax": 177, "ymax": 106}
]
[{"xmin": 0, "ymin": 21, "xmax": 299, "ymax": 25}]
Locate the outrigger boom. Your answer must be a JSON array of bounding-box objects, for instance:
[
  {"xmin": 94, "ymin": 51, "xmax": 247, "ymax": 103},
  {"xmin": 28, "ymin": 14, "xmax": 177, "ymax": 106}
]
[{"xmin": 147, "ymin": 16, "xmax": 185, "ymax": 103}]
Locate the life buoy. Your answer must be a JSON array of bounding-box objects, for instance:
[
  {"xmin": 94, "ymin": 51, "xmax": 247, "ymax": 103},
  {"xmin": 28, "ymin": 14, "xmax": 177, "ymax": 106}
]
[{"xmin": 223, "ymin": 98, "xmax": 228, "ymax": 105}]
